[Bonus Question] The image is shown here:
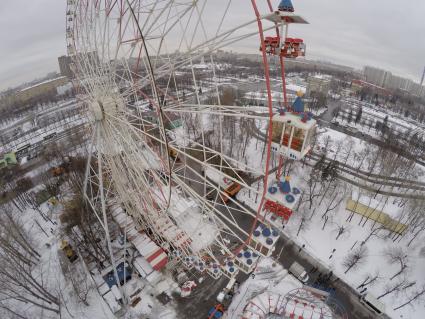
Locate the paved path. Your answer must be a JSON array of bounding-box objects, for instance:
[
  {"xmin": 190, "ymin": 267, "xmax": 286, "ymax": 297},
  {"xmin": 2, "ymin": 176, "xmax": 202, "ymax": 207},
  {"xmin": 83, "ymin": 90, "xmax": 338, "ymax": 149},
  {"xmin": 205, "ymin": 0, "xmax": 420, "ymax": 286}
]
[{"xmin": 175, "ymin": 153, "xmax": 382, "ymax": 319}]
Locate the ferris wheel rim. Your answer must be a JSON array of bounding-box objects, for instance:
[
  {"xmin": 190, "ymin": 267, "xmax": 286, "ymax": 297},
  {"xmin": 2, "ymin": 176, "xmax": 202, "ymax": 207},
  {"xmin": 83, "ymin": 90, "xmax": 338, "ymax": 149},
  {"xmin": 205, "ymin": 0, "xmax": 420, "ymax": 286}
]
[{"xmin": 66, "ymin": 0, "xmax": 305, "ymax": 275}]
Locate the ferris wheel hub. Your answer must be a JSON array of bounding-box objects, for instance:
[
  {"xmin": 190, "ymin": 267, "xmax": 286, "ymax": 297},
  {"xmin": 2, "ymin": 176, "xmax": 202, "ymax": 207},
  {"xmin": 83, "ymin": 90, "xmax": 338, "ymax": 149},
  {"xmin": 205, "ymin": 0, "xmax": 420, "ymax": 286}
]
[{"xmin": 90, "ymin": 94, "xmax": 124, "ymax": 121}]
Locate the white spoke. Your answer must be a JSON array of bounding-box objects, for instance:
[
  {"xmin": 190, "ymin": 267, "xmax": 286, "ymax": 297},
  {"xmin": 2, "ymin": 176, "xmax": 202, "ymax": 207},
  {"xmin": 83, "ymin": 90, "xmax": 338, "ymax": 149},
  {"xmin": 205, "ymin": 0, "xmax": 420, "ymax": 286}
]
[{"xmin": 68, "ymin": 0, "xmax": 315, "ymax": 282}]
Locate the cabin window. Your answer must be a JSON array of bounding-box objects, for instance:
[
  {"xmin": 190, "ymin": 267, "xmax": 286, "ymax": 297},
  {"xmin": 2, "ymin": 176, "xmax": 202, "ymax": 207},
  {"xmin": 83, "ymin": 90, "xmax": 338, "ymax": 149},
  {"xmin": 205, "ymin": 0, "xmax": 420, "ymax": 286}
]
[{"xmin": 291, "ymin": 127, "xmax": 305, "ymax": 151}]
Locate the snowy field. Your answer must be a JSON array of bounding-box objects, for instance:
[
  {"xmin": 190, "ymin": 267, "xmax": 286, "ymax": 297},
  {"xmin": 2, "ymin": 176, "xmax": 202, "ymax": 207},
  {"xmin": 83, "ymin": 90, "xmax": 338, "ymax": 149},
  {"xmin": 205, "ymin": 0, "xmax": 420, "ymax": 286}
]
[
  {"xmin": 226, "ymin": 257, "xmax": 303, "ymax": 319},
  {"xmin": 336, "ymin": 98, "xmax": 425, "ymax": 142},
  {"xmin": 2, "ymin": 78, "xmax": 424, "ymax": 319},
  {"xmin": 236, "ymin": 124, "xmax": 425, "ymax": 319},
  {"xmin": 315, "ymin": 127, "xmax": 425, "ymax": 182},
  {"xmin": 283, "ymin": 167, "xmax": 425, "ymax": 319},
  {"xmin": 0, "ymin": 191, "xmax": 179, "ymax": 319}
]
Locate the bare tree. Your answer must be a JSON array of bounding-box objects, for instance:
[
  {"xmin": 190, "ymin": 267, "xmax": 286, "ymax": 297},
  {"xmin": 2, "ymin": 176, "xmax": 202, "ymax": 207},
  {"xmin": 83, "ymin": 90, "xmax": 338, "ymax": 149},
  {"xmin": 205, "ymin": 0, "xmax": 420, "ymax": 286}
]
[
  {"xmin": 319, "ymin": 182, "xmax": 347, "ymax": 231},
  {"xmin": 333, "ymin": 223, "xmax": 351, "ymax": 241},
  {"xmin": 61, "ymin": 193, "xmax": 107, "ymax": 268},
  {"xmin": 239, "ymin": 117, "xmax": 255, "ymax": 158},
  {"xmin": 295, "ymin": 204, "xmax": 310, "ymax": 237},
  {"xmin": 321, "ymin": 183, "xmax": 347, "ymax": 221},
  {"xmin": 0, "ymin": 210, "xmax": 59, "ymax": 315},
  {"xmin": 393, "ymin": 284, "xmax": 425, "ymax": 310},
  {"xmin": 378, "ymin": 277, "xmax": 415, "ymax": 300},
  {"xmin": 0, "ymin": 207, "xmax": 41, "ymax": 263},
  {"xmin": 310, "ymin": 159, "xmax": 339, "ymax": 219},
  {"xmin": 0, "ymin": 302, "xmax": 28, "ymax": 319},
  {"xmin": 361, "ymin": 224, "xmax": 386, "ymax": 246},
  {"xmin": 12, "ymin": 177, "xmax": 34, "ymax": 212},
  {"xmin": 305, "ymin": 175, "xmax": 321, "ymax": 210},
  {"xmin": 406, "ymin": 205, "xmax": 425, "ymax": 247},
  {"xmin": 342, "ymin": 246, "xmax": 367, "ymax": 274},
  {"xmin": 59, "ymin": 250, "xmax": 91, "ymax": 306},
  {"xmin": 384, "ymin": 247, "xmax": 409, "ymax": 281},
  {"xmin": 357, "ymin": 271, "xmax": 380, "ymax": 289}
]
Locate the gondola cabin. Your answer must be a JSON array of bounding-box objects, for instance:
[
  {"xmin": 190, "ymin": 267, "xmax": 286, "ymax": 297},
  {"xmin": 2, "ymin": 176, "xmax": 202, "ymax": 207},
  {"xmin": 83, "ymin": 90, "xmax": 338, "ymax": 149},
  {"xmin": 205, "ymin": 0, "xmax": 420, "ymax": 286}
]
[
  {"xmin": 261, "ymin": 36, "xmax": 280, "ymax": 55},
  {"xmin": 281, "ymin": 38, "xmax": 306, "ymax": 58},
  {"xmin": 261, "ymin": 37, "xmax": 306, "ymax": 59},
  {"xmin": 271, "ymin": 111, "xmax": 316, "ymax": 160}
]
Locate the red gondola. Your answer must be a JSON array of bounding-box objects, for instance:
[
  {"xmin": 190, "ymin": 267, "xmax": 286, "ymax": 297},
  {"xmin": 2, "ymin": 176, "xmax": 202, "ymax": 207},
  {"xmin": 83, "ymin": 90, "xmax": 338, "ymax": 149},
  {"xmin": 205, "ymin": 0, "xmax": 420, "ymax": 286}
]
[
  {"xmin": 260, "ymin": 37, "xmax": 306, "ymax": 58},
  {"xmin": 281, "ymin": 38, "xmax": 306, "ymax": 58},
  {"xmin": 260, "ymin": 36, "xmax": 280, "ymax": 55}
]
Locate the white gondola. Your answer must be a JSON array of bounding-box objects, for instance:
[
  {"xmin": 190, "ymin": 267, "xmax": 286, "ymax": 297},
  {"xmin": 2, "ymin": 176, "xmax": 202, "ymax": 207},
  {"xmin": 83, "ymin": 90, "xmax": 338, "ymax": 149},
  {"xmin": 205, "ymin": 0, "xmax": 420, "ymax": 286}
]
[{"xmin": 271, "ymin": 110, "xmax": 316, "ymax": 160}]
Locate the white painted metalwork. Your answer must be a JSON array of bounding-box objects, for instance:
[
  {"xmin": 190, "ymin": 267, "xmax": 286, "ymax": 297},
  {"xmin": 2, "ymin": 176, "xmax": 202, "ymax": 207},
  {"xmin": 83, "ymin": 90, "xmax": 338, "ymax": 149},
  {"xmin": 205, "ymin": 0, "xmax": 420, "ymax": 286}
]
[{"xmin": 67, "ymin": 2, "xmax": 294, "ymax": 303}]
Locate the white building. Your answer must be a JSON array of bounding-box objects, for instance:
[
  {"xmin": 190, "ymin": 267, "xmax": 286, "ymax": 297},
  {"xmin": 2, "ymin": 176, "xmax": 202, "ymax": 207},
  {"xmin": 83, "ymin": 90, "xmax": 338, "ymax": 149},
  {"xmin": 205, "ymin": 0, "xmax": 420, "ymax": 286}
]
[
  {"xmin": 306, "ymin": 75, "xmax": 331, "ymax": 97},
  {"xmin": 387, "ymin": 74, "xmax": 410, "ymax": 91},
  {"xmin": 363, "ymin": 66, "xmax": 391, "ymax": 88}
]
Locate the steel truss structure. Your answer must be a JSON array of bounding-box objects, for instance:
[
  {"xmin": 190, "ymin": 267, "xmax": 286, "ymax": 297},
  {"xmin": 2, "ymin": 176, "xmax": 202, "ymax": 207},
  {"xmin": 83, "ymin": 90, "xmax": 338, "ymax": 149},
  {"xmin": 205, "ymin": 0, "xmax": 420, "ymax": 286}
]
[
  {"xmin": 242, "ymin": 287, "xmax": 348, "ymax": 319},
  {"xmin": 66, "ymin": 0, "xmax": 313, "ymax": 296}
]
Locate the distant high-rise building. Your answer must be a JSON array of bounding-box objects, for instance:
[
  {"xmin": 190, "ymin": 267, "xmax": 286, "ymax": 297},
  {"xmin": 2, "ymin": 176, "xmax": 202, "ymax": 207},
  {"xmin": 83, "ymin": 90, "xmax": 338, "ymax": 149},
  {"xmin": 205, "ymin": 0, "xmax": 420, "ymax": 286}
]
[
  {"xmin": 58, "ymin": 55, "xmax": 73, "ymax": 78},
  {"xmin": 387, "ymin": 75, "xmax": 411, "ymax": 91},
  {"xmin": 306, "ymin": 75, "xmax": 331, "ymax": 97},
  {"xmin": 363, "ymin": 66, "xmax": 391, "ymax": 88},
  {"xmin": 345, "ymin": 64, "xmax": 425, "ymax": 97},
  {"xmin": 409, "ymin": 81, "xmax": 424, "ymax": 97}
]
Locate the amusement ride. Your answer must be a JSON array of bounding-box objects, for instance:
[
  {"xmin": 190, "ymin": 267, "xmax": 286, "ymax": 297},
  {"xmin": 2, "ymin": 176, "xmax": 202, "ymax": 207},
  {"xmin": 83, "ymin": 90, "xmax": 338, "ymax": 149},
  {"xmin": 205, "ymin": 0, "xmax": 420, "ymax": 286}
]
[{"xmin": 64, "ymin": 0, "xmax": 346, "ymax": 317}]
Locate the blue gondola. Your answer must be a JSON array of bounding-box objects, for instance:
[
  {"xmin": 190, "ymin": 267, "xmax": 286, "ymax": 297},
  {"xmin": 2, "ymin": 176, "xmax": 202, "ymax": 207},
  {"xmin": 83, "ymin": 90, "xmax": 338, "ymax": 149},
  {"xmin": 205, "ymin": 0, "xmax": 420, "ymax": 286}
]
[
  {"xmin": 292, "ymin": 96, "xmax": 305, "ymax": 113},
  {"xmin": 268, "ymin": 186, "xmax": 278, "ymax": 194},
  {"xmin": 280, "ymin": 179, "xmax": 291, "ymax": 194},
  {"xmin": 292, "ymin": 187, "xmax": 301, "ymax": 195},
  {"xmin": 262, "ymin": 228, "xmax": 271, "ymax": 237},
  {"xmin": 278, "ymin": 0, "xmax": 294, "ymax": 12},
  {"xmin": 286, "ymin": 194, "xmax": 295, "ymax": 203}
]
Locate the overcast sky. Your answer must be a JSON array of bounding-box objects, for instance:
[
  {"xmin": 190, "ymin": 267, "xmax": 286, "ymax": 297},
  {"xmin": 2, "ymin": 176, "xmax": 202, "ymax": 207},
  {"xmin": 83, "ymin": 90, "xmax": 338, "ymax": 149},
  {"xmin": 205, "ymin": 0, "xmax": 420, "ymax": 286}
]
[{"xmin": 0, "ymin": 0, "xmax": 424, "ymax": 91}]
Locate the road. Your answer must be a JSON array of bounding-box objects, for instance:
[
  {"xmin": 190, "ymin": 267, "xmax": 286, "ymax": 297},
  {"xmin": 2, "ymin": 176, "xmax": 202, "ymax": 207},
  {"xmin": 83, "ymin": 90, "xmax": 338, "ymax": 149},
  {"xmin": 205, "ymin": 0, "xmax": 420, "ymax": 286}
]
[
  {"xmin": 173, "ymin": 153, "xmax": 379, "ymax": 319},
  {"xmin": 173, "ymin": 157, "xmax": 253, "ymax": 318},
  {"xmin": 272, "ymin": 226, "xmax": 377, "ymax": 319}
]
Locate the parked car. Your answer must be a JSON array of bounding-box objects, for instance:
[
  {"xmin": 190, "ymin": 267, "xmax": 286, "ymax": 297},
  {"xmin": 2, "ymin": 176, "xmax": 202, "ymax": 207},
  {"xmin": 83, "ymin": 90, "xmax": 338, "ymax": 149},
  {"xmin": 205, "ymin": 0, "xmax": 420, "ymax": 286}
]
[
  {"xmin": 359, "ymin": 293, "xmax": 385, "ymax": 317},
  {"xmin": 288, "ymin": 261, "xmax": 309, "ymax": 283},
  {"xmin": 346, "ymin": 127, "xmax": 359, "ymax": 134}
]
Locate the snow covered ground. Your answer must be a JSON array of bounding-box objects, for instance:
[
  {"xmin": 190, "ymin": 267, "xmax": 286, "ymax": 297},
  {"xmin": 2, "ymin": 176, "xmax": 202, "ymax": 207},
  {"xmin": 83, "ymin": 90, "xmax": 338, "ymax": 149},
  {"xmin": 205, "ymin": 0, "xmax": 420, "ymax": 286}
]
[
  {"xmin": 0, "ymin": 201, "xmax": 114, "ymax": 319},
  {"xmin": 226, "ymin": 257, "xmax": 307, "ymax": 319},
  {"xmin": 0, "ymin": 114, "xmax": 87, "ymax": 154},
  {"xmin": 337, "ymin": 98, "xmax": 425, "ymax": 140},
  {"xmin": 3, "ymin": 78, "xmax": 424, "ymax": 319},
  {"xmin": 231, "ymin": 118, "xmax": 425, "ymax": 319},
  {"xmin": 283, "ymin": 183, "xmax": 425, "ymax": 319},
  {"xmin": 315, "ymin": 127, "xmax": 425, "ymax": 181},
  {"xmin": 1, "ymin": 193, "xmax": 179, "ymax": 319}
]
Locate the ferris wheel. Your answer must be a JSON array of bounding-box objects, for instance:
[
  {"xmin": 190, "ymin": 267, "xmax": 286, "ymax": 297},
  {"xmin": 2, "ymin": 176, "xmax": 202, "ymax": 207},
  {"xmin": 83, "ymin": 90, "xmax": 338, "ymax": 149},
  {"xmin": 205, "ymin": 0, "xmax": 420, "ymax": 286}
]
[
  {"xmin": 65, "ymin": 0, "xmax": 316, "ymax": 284},
  {"xmin": 242, "ymin": 287, "xmax": 347, "ymax": 319}
]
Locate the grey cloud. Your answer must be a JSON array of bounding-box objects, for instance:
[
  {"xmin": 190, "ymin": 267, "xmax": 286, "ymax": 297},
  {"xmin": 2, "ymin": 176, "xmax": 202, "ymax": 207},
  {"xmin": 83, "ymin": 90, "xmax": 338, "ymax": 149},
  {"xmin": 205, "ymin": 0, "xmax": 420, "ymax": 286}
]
[
  {"xmin": 0, "ymin": 0, "xmax": 424, "ymax": 90},
  {"xmin": 0, "ymin": 0, "xmax": 66, "ymax": 90}
]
